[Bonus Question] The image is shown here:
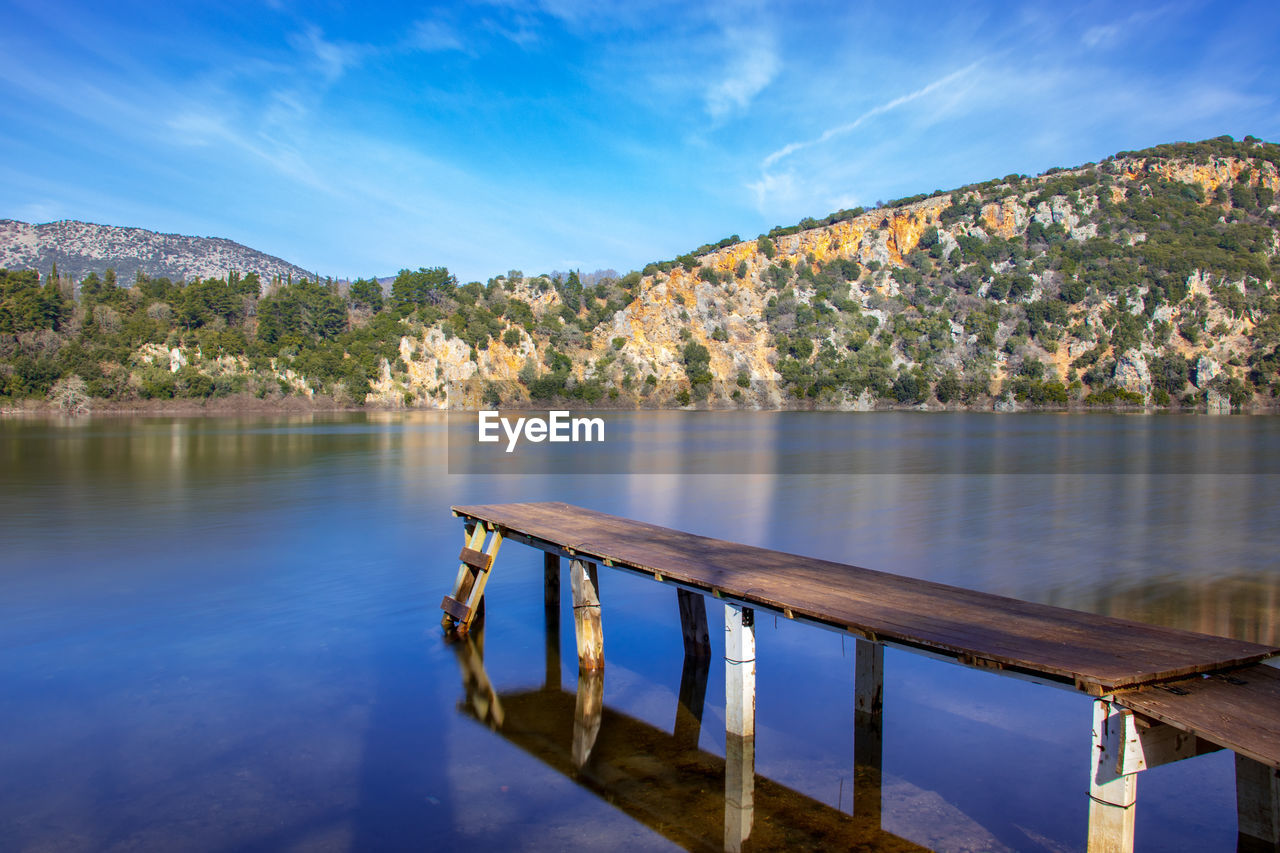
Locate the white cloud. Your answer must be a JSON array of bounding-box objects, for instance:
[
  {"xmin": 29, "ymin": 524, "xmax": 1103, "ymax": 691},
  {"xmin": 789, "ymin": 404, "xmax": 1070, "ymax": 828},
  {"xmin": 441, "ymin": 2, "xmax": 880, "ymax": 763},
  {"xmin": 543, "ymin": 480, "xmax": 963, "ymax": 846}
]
[
  {"xmin": 410, "ymin": 19, "xmax": 465, "ymax": 52},
  {"xmin": 705, "ymin": 24, "xmax": 779, "ymax": 119},
  {"xmin": 1082, "ymin": 23, "xmax": 1120, "ymax": 48},
  {"xmin": 762, "ymin": 62, "xmax": 981, "ymax": 169},
  {"xmin": 287, "ymin": 26, "xmax": 361, "ymax": 82}
]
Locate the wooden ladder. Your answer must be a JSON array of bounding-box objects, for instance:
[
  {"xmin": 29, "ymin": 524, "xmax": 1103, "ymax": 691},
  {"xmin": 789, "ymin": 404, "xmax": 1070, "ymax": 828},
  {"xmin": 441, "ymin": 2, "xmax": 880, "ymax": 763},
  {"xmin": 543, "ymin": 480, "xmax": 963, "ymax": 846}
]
[{"xmin": 441, "ymin": 520, "xmax": 503, "ymax": 633}]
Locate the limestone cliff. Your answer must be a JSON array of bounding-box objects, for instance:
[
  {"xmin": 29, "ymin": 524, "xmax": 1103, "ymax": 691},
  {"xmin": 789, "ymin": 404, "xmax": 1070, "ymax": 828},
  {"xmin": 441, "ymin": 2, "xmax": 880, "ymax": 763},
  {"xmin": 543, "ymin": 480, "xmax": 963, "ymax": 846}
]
[{"xmin": 365, "ymin": 137, "xmax": 1279, "ymax": 411}]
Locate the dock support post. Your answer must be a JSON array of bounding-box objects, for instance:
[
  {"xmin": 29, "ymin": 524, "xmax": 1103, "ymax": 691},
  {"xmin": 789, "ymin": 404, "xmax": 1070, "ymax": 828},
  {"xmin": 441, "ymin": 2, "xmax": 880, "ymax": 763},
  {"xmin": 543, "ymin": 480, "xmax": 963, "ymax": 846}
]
[
  {"xmin": 725, "ymin": 603, "xmax": 756, "ymax": 739},
  {"xmin": 441, "ymin": 522, "xmax": 502, "ymax": 633},
  {"xmin": 724, "ymin": 603, "xmax": 756, "ymax": 852},
  {"xmin": 1087, "ymin": 699, "xmax": 1137, "ymax": 853},
  {"xmin": 570, "ymin": 559, "xmax": 603, "ymax": 672},
  {"xmin": 674, "ymin": 646, "xmax": 710, "ymax": 752},
  {"xmin": 573, "ymin": 669, "xmax": 604, "ymax": 768},
  {"xmin": 544, "ymin": 553, "xmax": 561, "ymax": 691},
  {"xmin": 854, "ymin": 639, "xmax": 884, "ymax": 824},
  {"xmin": 544, "ymin": 552, "xmax": 560, "ymax": 610},
  {"xmin": 1237, "ymin": 754, "xmax": 1280, "ymax": 851},
  {"xmin": 678, "ymin": 588, "xmax": 711, "ymax": 659},
  {"xmin": 675, "ymin": 590, "xmax": 711, "ymax": 749},
  {"xmin": 725, "ymin": 730, "xmax": 755, "ymax": 852}
]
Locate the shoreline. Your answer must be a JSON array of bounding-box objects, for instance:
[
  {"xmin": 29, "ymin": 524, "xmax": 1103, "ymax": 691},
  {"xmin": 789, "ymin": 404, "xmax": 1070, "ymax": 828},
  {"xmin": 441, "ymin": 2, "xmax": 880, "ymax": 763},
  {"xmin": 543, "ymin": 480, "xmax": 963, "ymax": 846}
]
[{"xmin": 3, "ymin": 394, "xmax": 1276, "ymax": 418}]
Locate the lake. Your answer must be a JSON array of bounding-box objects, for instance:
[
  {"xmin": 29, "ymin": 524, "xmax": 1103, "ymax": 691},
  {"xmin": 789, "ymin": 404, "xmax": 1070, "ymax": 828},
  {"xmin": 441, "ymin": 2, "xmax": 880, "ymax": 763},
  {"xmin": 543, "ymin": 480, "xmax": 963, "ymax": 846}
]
[{"xmin": 1, "ymin": 412, "xmax": 1277, "ymax": 851}]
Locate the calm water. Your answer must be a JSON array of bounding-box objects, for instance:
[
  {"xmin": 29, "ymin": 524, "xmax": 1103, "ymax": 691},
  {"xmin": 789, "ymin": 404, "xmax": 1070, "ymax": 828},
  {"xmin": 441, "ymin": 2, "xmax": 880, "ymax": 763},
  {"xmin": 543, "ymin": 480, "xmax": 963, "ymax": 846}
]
[{"xmin": 1, "ymin": 412, "xmax": 1278, "ymax": 852}]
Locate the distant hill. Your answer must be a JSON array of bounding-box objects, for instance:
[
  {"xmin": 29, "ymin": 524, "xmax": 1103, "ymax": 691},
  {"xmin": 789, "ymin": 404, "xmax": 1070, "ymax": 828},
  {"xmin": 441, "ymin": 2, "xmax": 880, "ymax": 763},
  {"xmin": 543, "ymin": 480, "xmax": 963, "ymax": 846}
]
[{"xmin": 0, "ymin": 219, "xmax": 316, "ymax": 290}]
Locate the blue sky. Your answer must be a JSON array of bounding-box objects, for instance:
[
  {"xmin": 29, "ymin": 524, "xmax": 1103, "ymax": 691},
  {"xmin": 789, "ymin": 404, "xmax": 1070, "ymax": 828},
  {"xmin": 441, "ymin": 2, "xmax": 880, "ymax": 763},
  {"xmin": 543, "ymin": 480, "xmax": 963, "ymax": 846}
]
[{"xmin": 1, "ymin": 1, "xmax": 1278, "ymax": 283}]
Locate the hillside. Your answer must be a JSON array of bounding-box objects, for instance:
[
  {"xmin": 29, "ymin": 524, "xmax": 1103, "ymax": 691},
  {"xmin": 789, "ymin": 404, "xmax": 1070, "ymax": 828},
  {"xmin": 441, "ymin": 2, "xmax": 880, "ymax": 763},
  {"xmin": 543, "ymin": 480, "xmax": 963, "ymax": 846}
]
[
  {"xmin": 2, "ymin": 135, "xmax": 1278, "ymax": 413},
  {"xmin": 0, "ymin": 220, "xmax": 315, "ymax": 291}
]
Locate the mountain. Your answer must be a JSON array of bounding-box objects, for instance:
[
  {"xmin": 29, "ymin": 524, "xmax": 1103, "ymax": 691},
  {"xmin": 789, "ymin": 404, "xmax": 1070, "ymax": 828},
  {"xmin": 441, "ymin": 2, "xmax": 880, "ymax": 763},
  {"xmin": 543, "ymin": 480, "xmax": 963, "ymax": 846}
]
[
  {"xmin": 0, "ymin": 219, "xmax": 316, "ymax": 290},
  {"xmin": 2, "ymin": 135, "xmax": 1279, "ymax": 412},
  {"xmin": 362, "ymin": 135, "xmax": 1279, "ymax": 412}
]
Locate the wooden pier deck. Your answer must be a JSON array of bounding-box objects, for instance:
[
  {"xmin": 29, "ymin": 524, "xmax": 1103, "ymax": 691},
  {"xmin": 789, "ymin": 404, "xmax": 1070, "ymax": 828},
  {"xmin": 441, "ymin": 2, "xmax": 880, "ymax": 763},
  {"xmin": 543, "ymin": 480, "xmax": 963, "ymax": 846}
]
[{"xmin": 441, "ymin": 501, "xmax": 1280, "ymax": 852}]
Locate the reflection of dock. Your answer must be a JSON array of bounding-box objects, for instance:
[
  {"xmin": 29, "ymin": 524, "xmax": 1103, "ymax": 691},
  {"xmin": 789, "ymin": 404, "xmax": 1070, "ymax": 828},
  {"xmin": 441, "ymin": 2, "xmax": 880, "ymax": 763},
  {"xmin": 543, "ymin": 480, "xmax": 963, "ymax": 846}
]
[
  {"xmin": 449, "ymin": 620, "xmax": 923, "ymax": 852},
  {"xmin": 441, "ymin": 501, "xmax": 1280, "ymax": 852}
]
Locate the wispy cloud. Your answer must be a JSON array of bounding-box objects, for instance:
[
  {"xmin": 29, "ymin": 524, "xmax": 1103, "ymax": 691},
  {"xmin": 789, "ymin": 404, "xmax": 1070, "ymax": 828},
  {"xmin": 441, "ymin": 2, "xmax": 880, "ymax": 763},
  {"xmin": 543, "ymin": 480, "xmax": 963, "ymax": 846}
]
[
  {"xmin": 1081, "ymin": 3, "xmax": 1174, "ymax": 49},
  {"xmin": 705, "ymin": 24, "xmax": 779, "ymax": 119},
  {"xmin": 761, "ymin": 61, "xmax": 981, "ymax": 169},
  {"xmin": 410, "ymin": 19, "xmax": 466, "ymax": 52},
  {"xmin": 286, "ymin": 26, "xmax": 362, "ymax": 82}
]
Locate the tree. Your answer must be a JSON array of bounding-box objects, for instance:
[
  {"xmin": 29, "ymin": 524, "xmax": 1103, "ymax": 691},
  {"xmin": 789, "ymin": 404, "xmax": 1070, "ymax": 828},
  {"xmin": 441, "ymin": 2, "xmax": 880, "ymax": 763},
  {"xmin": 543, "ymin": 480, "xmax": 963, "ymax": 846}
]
[
  {"xmin": 391, "ymin": 267, "xmax": 456, "ymax": 310},
  {"xmin": 257, "ymin": 279, "xmax": 347, "ymax": 344},
  {"xmin": 48, "ymin": 374, "xmax": 90, "ymax": 414},
  {"xmin": 681, "ymin": 340, "xmax": 712, "ymax": 399},
  {"xmin": 349, "ymin": 277, "xmax": 384, "ymax": 312},
  {"xmin": 0, "ymin": 269, "xmax": 66, "ymax": 332},
  {"xmin": 935, "ymin": 371, "xmax": 962, "ymax": 403},
  {"xmin": 179, "ymin": 278, "xmax": 236, "ymax": 329}
]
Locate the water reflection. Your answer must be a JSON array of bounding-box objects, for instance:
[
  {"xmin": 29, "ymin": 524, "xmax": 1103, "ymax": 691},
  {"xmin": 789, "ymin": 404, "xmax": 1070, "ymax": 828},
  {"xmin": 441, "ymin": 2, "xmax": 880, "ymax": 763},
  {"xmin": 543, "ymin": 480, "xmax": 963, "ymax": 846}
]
[
  {"xmin": 447, "ymin": 411, "xmax": 1280, "ymax": 475},
  {"xmin": 449, "ymin": 611, "xmax": 925, "ymax": 852}
]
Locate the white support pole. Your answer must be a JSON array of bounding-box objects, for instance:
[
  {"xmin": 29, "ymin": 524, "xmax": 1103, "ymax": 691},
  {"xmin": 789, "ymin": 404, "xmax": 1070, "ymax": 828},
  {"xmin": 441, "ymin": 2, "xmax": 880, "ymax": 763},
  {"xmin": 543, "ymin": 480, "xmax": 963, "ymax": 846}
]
[
  {"xmin": 1088, "ymin": 699, "xmax": 1138, "ymax": 853},
  {"xmin": 725, "ymin": 603, "xmax": 756, "ymax": 739},
  {"xmin": 724, "ymin": 602, "xmax": 756, "ymax": 853},
  {"xmin": 1237, "ymin": 754, "xmax": 1280, "ymax": 850},
  {"xmin": 725, "ymin": 731, "xmax": 755, "ymax": 853}
]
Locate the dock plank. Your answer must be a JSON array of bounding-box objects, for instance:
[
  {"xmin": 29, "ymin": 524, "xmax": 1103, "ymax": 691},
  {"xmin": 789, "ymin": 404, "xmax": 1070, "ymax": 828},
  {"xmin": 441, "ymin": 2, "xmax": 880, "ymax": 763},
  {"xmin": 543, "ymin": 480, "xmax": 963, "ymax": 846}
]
[
  {"xmin": 452, "ymin": 501, "xmax": 1278, "ymax": 693},
  {"xmin": 1113, "ymin": 664, "xmax": 1280, "ymax": 769}
]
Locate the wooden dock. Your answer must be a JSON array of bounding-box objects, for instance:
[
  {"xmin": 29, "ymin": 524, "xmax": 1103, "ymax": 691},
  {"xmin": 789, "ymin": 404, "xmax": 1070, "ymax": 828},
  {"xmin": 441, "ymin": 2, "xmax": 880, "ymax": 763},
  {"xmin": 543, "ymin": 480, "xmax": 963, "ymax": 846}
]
[{"xmin": 441, "ymin": 501, "xmax": 1280, "ymax": 852}]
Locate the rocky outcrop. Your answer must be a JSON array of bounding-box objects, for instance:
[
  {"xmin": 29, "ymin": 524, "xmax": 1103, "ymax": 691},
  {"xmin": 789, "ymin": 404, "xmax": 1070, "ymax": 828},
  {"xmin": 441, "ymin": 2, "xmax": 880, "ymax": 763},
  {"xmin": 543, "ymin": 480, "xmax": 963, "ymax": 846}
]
[{"xmin": 1114, "ymin": 350, "xmax": 1152, "ymax": 397}]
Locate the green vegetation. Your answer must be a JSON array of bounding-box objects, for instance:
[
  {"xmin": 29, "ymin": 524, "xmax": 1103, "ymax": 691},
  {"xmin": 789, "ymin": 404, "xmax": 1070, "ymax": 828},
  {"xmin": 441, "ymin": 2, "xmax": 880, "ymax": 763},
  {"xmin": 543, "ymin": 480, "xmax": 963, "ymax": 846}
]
[{"xmin": 3, "ymin": 135, "xmax": 1278, "ymax": 411}]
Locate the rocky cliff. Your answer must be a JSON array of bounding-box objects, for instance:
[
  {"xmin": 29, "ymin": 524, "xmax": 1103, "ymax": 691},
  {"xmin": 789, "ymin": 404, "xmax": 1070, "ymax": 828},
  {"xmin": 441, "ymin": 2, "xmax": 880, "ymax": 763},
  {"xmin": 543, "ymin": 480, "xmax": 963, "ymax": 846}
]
[{"xmin": 367, "ymin": 136, "xmax": 1280, "ymax": 411}]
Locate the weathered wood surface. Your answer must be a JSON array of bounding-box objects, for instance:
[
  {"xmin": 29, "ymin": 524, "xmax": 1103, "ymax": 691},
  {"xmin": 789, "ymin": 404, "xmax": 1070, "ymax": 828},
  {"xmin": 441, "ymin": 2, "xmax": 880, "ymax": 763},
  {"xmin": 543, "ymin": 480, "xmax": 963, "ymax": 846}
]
[
  {"xmin": 452, "ymin": 501, "xmax": 1279, "ymax": 693},
  {"xmin": 569, "ymin": 558, "xmax": 604, "ymax": 671},
  {"xmin": 1113, "ymin": 664, "xmax": 1280, "ymax": 769}
]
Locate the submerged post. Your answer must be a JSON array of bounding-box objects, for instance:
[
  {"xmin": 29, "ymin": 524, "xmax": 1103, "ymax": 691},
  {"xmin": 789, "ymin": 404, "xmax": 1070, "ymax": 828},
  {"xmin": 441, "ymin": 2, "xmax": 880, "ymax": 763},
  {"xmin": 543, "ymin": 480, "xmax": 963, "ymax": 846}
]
[
  {"xmin": 544, "ymin": 552, "xmax": 560, "ymax": 610},
  {"xmin": 1088, "ymin": 699, "xmax": 1137, "ymax": 853},
  {"xmin": 675, "ymin": 588, "xmax": 711, "ymax": 750},
  {"xmin": 724, "ymin": 602, "xmax": 756, "ymax": 852},
  {"xmin": 544, "ymin": 553, "xmax": 561, "ymax": 690},
  {"xmin": 570, "ymin": 559, "xmax": 604, "ymax": 671},
  {"xmin": 1237, "ymin": 754, "xmax": 1280, "ymax": 850},
  {"xmin": 573, "ymin": 669, "xmax": 604, "ymax": 768},
  {"xmin": 854, "ymin": 639, "xmax": 884, "ymax": 824}
]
